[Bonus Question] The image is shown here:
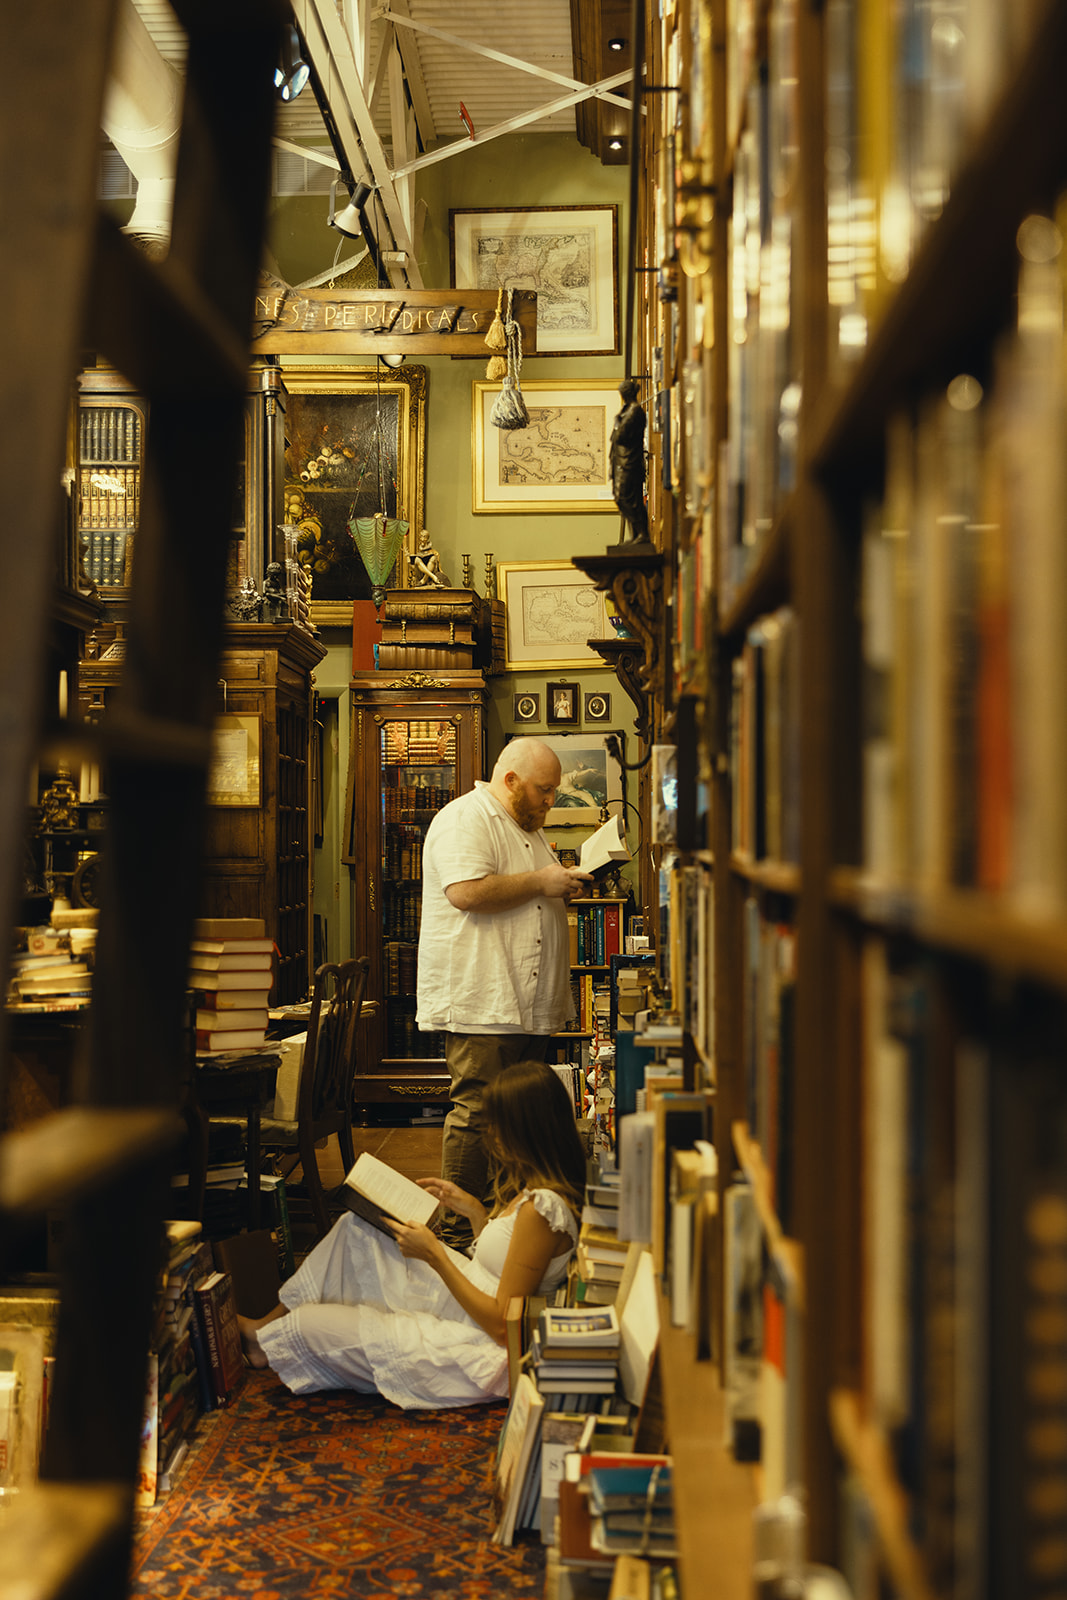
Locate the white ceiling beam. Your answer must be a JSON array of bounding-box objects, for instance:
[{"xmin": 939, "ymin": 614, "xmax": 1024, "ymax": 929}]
[
  {"xmin": 384, "ymin": 0, "xmax": 436, "ymax": 148},
  {"xmin": 389, "ymin": 35, "xmax": 415, "ymax": 238},
  {"xmin": 294, "ymin": 0, "xmax": 422, "ymax": 288},
  {"xmin": 296, "ymin": 246, "xmax": 370, "ymax": 289},
  {"xmin": 272, "ymin": 136, "xmax": 341, "ymax": 171},
  {"xmin": 388, "ymin": 70, "xmax": 635, "ymax": 183},
  {"xmin": 341, "ymin": 0, "xmax": 374, "ymax": 85},
  {"xmin": 377, "ymin": 7, "xmax": 633, "ymax": 112}
]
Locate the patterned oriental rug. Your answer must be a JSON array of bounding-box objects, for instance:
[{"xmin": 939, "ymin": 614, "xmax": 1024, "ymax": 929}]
[{"xmin": 132, "ymin": 1371, "xmax": 546, "ymax": 1598}]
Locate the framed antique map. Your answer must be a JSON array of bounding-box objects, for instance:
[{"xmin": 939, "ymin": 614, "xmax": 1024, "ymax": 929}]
[
  {"xmin": 472, "ymin": 380, "xmax": 622, "ymax": 514},
  {"xmin": 450, "ymin": 205, "xmax": 618, "ymax": 356},
  {"xmin": 498, "ymin": 560, "xmax": 610, "ymax": 670}
]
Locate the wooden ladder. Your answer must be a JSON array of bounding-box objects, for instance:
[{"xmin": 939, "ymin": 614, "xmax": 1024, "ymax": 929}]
[{"xmin": 0, "ymin": 2, "xmax": 285, "ymax": 1593}]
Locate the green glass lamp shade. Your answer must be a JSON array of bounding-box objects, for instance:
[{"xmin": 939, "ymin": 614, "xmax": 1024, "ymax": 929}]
[{"xmin": 349, "ymin": 512, "xmax": 409, "ymax": 609}]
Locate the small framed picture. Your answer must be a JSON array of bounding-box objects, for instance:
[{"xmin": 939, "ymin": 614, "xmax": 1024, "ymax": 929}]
[
  {"xmin": 547, "ymin": 682, "xmax": 579, "ymax": 726},
  {"xmin": 514, "ymin": 691, "xmax": 541, "ymax": 724},
  {"xmin": 585, "ymin": 691, "xmax": 611, "ymax": 723},
  {"xmin": 556, "ymin": 847, "xmax": 579, "ymax": 869}
]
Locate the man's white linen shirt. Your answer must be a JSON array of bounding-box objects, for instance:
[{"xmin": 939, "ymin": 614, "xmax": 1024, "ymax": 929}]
[{"xmin": 416, "ymin": 782, "xmax": 573, "ymax": 1035}]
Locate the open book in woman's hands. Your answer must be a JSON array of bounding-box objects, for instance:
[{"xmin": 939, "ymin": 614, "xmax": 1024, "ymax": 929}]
[
  {"xmin": 339, "ymin": 1150, "xmax": 441, "ymax": 1235},
  {"xmin": 579, "ymin": 813, "xmax": 631, "ymax": 876}
]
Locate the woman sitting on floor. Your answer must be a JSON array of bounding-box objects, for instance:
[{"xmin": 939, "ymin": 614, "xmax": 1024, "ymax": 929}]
[{"xmin": 238, "ymin": 1059, "xmax": 585, "ymax": 1409}]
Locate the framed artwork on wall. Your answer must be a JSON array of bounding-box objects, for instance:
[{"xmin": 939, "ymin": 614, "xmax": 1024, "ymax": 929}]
[
  {"xmin": 450, "ymin": 205, "xmax": 619, "ymax": 356},
  {"xmin": 547, "ymin": 682, "xmax": 579, "ymax": 725},
  {"xmin": 207, "ymin": 713, "xmax": 261, "ymax": 806},
  {"xmin": 511, "ymin": 731, "xmax": 625, "ymax": 828},
  {"xmin": 473, "ymin": 381, "xmax": 623, "ymax": 515},
  {"xmin": 513, "ymin": 692, "xmax": 541, "ymax": 724},
  {"xmin": 498, "ymin": 560, "xmax": 610, "ymax": 671},
  {"xmin": 585, "ymin": 691, "xmax": 611, "ymax": 723},
  {"xmin": 281, "ymin": 365, "xmax": 427, "ymax": 623}
]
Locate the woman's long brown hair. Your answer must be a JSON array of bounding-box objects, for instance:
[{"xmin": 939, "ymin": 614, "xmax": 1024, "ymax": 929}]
[{"xmin": 482, "ymin": 1060, "xmax": 587, "ymax": 1219}]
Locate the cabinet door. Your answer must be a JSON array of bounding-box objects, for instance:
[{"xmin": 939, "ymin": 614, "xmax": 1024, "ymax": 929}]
[
  {"xmin": 76, "ymin": 392, "xmax": 145, "ymax": 591},
  {"xmin": 348, "ymin": 692, "xmax": 485, "ymax": 1095}
]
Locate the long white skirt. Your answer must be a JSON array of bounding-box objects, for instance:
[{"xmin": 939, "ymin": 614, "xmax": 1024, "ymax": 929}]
[{"xmin": 257, "ymin": 1212, "xmax": 509, "ymax": 1410}]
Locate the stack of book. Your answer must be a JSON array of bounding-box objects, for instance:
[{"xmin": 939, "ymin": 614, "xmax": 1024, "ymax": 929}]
[
  {"xmin": 533, "ymin": 1305, "xmax": 621, "ymax": 1413},
  {"xmin": 574, "ymin": 1169, "xmax": 625, "ymax": 1304},
  {"xmin": 556, "ymin": 1448, "xmax": 674, "ymax": 1575},
  {"xmin": 188, "ymin": 917, "xmax": 274, "ymax": 1054},
  {"xmin": 7, "ymin": 945, "xmax": 93, "ymax": 1009},
  {"xmin": 139, "ymin": 1223, "xmax": 215, "ymax": 1505}
]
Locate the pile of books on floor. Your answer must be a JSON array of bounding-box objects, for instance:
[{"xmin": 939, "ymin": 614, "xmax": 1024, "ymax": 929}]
[
  {"xmin": 574, "ymin": 1165, "xmax": 627, "ymax": 1305},
  {"xmin": 556, "ymin": 1437, "xmax": 676, "ymax": 1577},
  {"xmin": 494, "ymin": 1305, "xmax": 630, "ymax": 1547},
  {"xmin": 139, "ymin": 1219, "xmax": 248, "ymax": 1506},
  {"xmin": 189, "ymin": 917, "xmax": 274, "ymax": 1056}
]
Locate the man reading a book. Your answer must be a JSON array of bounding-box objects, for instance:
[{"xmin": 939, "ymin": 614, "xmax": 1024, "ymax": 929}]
[{"xmin": 417, "ymin": 738, "xmax": 592, "ymax": 1247}]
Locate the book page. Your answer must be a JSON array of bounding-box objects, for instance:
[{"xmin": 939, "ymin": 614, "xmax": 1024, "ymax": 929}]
[
  {"xmin": 579, "ymin": 813, "xmax": 631, "ymax": 874},
  {"xmin": 344, "ymin": 1150, "xmax": 438, "ymax": 1226}
]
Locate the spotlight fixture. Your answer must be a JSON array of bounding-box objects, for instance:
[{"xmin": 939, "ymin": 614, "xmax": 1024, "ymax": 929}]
[
  {"xmin": 608, "ymin": 36, "xmax": 627, "ymax": 51},
  {"xmin": 275, "ymin": 24, "xmax": 310, "ymax": 101},
  {"xmin": 379, "ymin": 353, "xmax": 406, "ymax": 368},
  {"xmin": 608, "ymin": 138, "xmax": 624, "ymax": 151},
  {"xmin": 328, "ymin": 177, "xmax": 374, "ymax": 239}
]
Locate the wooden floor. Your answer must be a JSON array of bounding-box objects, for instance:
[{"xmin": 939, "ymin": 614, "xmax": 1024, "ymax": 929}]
[{"xmin": 315, "ymin": 1124, "xmax": 444, "ymax": 1188}]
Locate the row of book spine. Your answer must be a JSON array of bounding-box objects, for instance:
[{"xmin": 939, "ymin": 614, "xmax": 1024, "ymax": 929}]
[
  {"xmin": 79, "ymin": 404, "xmax": 141, "ymax": 462},
  {"xmin": 742, "ymin": 897, "xmax": 797, "ymax": 1234},
  {"xmin": 382, "ymin": 783, "xmax": 453, "ymax": 821},
  {"xmin": 383, "ymin": 890, "xmax": 421, "ymax": 942},
  {"xmin": 79, "ymin": 466, "xmax": 139, "ymax": 529},
  {"xmin": 567, "ymin": 902, "xmax": 623, "ymax": 967},
  {"xmin": 729, "ymin": 605, "xmax": 801, "ymax": 866},
  {"xmin": 80, "ymin": 527, "xmax": 129, "ymax": 587},
  {"xmin": 860, "ymin": 197, "xmax": 1067, "ymax": 913},
  {"xmin": 384, "ymin": 939, "xmax": 417, "ymax": 997},
  {"xmin": 383, "ymin": 824, "xmax": 424, "ymax": 881}
]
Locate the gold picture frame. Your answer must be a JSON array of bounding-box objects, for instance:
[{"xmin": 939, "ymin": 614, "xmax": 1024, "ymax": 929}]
[
  {"xmin": 207, "ymin": 713, "xmax": 261, "ymax": 806},
  {"xmin": 472, "ymin": 380, "xmax": 623, "ymax": 515},
  {"xmin": 281, "ymin": 364, "xmax": 427, "ymax": 625},
  {"xmin": 450, "ymin": 205, "xmax": 619, "ymax": 356},
  {"xmin": 498, "ymin": 560, "xmax": 610, "ymax": 671}
]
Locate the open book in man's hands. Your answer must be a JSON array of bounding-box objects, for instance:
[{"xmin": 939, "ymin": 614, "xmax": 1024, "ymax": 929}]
[
  {"xmin": 579, "ymin": 813, "xmax": 631, "ymax": 876},
  {"xmin": 338, "ymin": 1151, "xmax": 441, "ymax": 1236}
]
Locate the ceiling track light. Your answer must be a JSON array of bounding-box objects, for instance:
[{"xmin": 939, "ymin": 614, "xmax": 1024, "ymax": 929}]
[
  {"xmin": 328, "ymin": 176, "xmax": 374, "ymax": 239},
  {"xmin": 275, "ymin": 23, "xmax": 310, "ymax": 101}
]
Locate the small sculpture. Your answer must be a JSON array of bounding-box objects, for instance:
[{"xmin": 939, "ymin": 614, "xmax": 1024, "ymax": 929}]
[
  {"xmin": 484, "ymin": 554, "xmax": 495, "ymax": 600},
  {"xmin": 261, "ymin": 561, "xmax": 288, "ymax": 624},
  {"xmin": 609, "ymin": 378, "xmax": 650, "ymax": 543},
  {"xmin": 227, "ymin": 577, "xmax": 262, "ymax": 623},
  {"xmin": 410, "ymin": 529, "xmax": 451, "ymax": 588}
]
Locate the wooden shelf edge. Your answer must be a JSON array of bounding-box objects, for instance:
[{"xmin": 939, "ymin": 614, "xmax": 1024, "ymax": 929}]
[
  {"xmin": 730, "ymin": 1122, "xmax": 803, "ymax": 1300},
  {"xmin": 717, "ymin": 504, "xmax": 793, "ymax": 641},
  {"xmin": 828, "ymin": 1389, "xmax": 939, "ymax": 1600},
  {"xmin": 656, "ymin": 1287, "xmax": 757, "ymax": 1600},
  {"xmin": 0, "ymin": 1480, "xmax": 131, "ymax": 1598},
  {"xmin": 729, "ymin": 854, "xmax": 801, "ymax": 896},
  {"xmin": 828, "ymin": 868, "xmax": 1067, "ymax": 990},
  {"xmin": 0, "ymin": 1106, "xmax": 185, "ymax": 1216}
]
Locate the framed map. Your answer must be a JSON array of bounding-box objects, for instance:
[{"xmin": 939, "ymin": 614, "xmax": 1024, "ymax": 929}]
[
  {"xmin": 498, "ymin": 561, "xmax": 610, "ymax": 670},
  {"xmin": 450, "ymin": 205, "xmax": 618, "ymax": 356},
  {"xmin": 472, "ymin": 380, "xmax": 623, "ymax": 514}
]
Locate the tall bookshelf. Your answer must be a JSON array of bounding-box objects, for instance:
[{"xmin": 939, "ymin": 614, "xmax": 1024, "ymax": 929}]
[{"xmin": 623, "ymin": 0, "xmax": 1067, "ymax": 1594}]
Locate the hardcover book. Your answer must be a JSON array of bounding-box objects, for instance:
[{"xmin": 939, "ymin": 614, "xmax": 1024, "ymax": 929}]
[{"xmin": 337, "ymin": 1150, "xmax": 440, "ymax": 1235}]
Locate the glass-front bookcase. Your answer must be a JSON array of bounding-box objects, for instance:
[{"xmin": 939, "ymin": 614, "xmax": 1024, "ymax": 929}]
[{"xmin": 344, "ymin": 673, "xmax": 487, "ymax": 1113}]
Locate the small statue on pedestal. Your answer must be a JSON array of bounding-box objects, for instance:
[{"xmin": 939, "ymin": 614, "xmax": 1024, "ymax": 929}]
[
  {"xmin": 609, "ymin": 378, "xmax": 650, "ymax": 544},
  {"xmin": 410, "ymin": 529, "xmax": 451, "ymax": 588},
  {"xmin": 260, "ymin": 562, "xmax": 288, "ymax": 623}
]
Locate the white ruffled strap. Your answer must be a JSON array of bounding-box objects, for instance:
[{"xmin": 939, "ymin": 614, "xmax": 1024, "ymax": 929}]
[{"xmin": 524, "ymin": 1187, "xmax": 579, "ymax": 1242}]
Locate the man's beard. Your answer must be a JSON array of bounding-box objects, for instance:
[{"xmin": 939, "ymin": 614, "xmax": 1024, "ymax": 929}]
[{"xmin": 512, "ymin": 793, "xmax": 543, "ymax": 832}]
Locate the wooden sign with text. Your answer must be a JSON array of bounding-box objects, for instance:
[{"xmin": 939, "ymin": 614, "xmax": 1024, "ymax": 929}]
[{"xmin": 252, "ymin": 287, "xmax": 537, "ymax": 356}]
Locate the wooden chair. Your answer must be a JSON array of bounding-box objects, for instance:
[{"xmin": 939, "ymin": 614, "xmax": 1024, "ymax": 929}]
[{"xmin": 255, "ymin": 956, "xmax": 370, "ymax": 1241}]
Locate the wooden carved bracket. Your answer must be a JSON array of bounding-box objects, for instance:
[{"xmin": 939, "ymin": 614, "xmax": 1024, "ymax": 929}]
[{"xmin": 572, "ymin": 548, "xmax": 664, "ymax": 749}]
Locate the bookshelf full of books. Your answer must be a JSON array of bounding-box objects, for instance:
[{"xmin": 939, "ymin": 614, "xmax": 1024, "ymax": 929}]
[{"xmin": 608, "ymin": 0, "xmax": 1067, "ymax": 1595}]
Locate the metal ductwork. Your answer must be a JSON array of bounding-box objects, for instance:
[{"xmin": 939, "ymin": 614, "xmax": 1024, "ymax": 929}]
[{"xmin": 101, "ymin": 0, "xmax": 183, "ymax": 255}]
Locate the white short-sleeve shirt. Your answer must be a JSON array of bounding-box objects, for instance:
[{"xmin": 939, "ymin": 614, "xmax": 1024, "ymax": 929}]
[{"xmin": 416, "ymin": 782, "xmax": 573, "ymax": 1034}]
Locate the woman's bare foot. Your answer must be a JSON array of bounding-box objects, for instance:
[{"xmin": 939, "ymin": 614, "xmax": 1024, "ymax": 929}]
[{"xmin": 237, "ymin": 1313, "xmax": 271, "ymax": 1369}]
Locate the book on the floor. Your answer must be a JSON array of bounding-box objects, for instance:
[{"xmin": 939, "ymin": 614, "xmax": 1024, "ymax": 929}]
[
  {"xmin": 192, "ymin": 1269, "xmax": 245, "ymax": 1408},
  {"xmin": 213, "ymin": 1229, "xmax": 281, "ymax": 1319},
  {"xmin": 579, "ymin": 813, "xmax": 631, "ymax": 876},
  {"xmin": 491, "ymin": 1371, "xmax": 545, "ymax": 1546},
  {"xmin": 338, "ymin": 1150, "xmax": 441, "ymax": 1235},
  {"xmin": 539, "ymin": 1305, "xmax": 620, "ymax": 1349}
]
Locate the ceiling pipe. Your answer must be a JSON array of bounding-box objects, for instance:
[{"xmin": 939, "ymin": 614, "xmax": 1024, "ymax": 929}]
[{"xmin": 101, "ymin": 0, "xmax": 183, "ymax": 256}]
